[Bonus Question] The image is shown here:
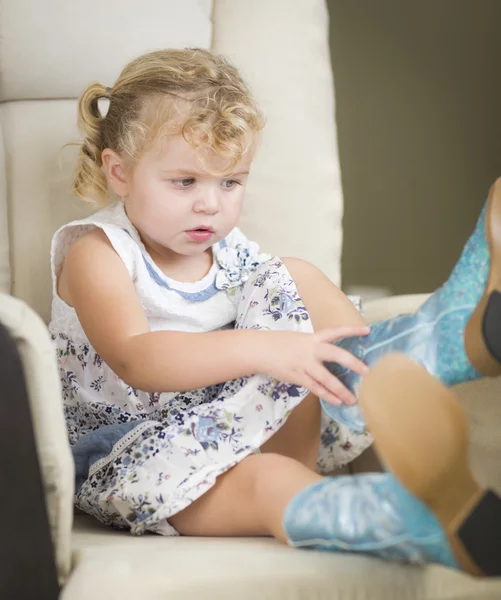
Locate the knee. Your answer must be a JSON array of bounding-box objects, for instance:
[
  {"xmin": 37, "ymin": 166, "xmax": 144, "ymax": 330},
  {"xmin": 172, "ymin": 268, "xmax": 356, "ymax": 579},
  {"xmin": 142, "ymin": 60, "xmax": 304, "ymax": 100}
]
[
  {"xmin": 282, "ymin": 257, "xmax": 336, "ymax": 289},
  {"xmin": 241, "ymin": 452, "xmax": 299, "ymax": 501},
  {"xmin": 281, "ymin": 257, "xmax": 314, "ymax": 277},
  {"xmin": 238, "ymin": 452, "xmax": 286, "ymax": 482}
]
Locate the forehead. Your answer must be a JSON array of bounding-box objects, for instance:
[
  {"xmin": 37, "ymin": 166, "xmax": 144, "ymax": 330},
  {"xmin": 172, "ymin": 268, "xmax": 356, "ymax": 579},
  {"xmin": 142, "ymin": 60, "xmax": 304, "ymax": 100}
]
[{"xmin": 145, "ymin": 133, "xmax": 253, "ymax": 175}]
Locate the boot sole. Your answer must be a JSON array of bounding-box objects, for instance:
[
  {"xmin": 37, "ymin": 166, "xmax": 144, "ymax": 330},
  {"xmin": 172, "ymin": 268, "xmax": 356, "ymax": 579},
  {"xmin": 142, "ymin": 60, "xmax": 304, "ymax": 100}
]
[
  {"xmin": 464, "ymin": 178, "xmax": 501, "ymax": 376},
  {"xmin": 360, "ymin": 354, "xmax": 486, "ymax": 575}
]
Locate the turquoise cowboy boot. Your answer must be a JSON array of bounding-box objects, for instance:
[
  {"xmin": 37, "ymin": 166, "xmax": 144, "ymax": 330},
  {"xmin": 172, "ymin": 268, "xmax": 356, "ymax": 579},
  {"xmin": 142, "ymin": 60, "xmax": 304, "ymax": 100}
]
[
  {"xmin": 322, "ymin": 179, "xmax": 501, "ymax": 432},
  {"xmin": 283, "ymin": 473, "xmax": 459, "ymax": 568},
  {"xmin": 284, "ymin": 354, "xmax": 498, "ymax": 575}
]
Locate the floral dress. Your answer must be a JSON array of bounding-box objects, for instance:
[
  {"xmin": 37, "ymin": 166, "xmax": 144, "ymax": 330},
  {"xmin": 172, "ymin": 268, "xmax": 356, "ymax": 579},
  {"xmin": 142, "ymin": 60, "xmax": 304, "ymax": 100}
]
[{"xmin": 49, "ymin": 201, "xmax": 372, "ymax": 535}]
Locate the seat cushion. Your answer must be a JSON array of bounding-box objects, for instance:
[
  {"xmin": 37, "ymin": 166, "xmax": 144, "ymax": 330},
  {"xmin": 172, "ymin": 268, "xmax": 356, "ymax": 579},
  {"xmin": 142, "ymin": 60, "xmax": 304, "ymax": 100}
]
[{"xmin": 64, "ymin": 514, "xmax": 501, "ymax": 600}]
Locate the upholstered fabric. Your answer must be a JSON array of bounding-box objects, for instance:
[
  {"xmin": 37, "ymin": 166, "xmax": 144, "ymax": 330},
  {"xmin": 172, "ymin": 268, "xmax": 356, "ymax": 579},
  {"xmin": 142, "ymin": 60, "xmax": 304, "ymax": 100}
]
[
  {"xmin": 0, "ymin": 293, "xmax": 74, "ymax": 584},
  {"xmin": 361, "ymin": 293, "xmax": 432, "ymax": 322},
  {"xmin": 63, "ymin": 513, "xmax": 501, "ymax": 600},
  {"xmin": 0, "ymin": 0, "xmax": 213, "ymax": 102},
  {"xmin": 1, "ymin": 101, "xmax": 84, "ymax": 319}
]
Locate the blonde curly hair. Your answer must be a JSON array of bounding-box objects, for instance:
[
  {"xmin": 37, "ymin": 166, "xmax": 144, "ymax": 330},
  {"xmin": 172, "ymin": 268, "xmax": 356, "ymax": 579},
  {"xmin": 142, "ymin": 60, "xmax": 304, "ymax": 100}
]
[{"xmin": 72, "ymin": 48, "xmax": 265, "ymax": 205}]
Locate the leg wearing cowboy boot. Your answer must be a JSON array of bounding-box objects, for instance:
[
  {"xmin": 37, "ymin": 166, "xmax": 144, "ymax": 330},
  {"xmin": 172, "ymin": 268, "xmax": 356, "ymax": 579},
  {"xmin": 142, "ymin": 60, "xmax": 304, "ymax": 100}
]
[{"xmin": 322, "ymin": 179, "xmax": 501, "ymax": 432}]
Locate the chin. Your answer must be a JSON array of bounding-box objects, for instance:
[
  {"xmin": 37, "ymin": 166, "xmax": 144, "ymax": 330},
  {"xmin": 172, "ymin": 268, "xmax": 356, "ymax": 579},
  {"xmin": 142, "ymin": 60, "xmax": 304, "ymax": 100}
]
[{"xmin": 180, "ymin": 243, "xmax": 213, "ymax": 255}]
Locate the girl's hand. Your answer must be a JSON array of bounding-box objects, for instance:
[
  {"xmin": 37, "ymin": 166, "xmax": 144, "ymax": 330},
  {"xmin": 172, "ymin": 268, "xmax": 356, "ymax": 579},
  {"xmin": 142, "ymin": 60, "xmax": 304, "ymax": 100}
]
[{"xmin": 257, "ymin": 326, "xmax": 370, "ymax": 406}]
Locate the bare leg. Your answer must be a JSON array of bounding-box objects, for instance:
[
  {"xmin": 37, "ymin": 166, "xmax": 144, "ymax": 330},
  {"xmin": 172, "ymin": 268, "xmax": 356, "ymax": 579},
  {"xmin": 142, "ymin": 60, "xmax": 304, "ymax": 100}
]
[
  {"xmin": 169, "ymin": 453, "xmax": 321, "ymax": 540},
  {"xmin": 260, "ymin": 258, "xmax": 366, "ymax": 468}
]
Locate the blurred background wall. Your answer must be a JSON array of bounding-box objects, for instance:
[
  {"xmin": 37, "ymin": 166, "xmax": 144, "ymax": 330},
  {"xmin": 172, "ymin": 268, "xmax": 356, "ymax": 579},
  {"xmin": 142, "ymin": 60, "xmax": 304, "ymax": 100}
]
[{"xmin": 328, "ymin": 0, "xmax": 501, "ymax": 298}]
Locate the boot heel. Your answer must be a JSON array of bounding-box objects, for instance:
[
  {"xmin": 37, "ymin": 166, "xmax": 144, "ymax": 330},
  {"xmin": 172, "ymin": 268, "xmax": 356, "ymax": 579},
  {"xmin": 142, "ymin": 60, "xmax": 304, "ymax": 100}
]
[
  {"xmin": 482, "ymin": 290, "xmax": 501, "ymax": 363},
  {"xmin": 465, "ymin": 179, "xmax": 501, "ymax": 376},
  {"xmin": 457, "ymin": 489, "xmax": 501, "ymax": 576},
  {"xmin": 465, "ymin": 291, "xmax": 501, "ymax": 376}
]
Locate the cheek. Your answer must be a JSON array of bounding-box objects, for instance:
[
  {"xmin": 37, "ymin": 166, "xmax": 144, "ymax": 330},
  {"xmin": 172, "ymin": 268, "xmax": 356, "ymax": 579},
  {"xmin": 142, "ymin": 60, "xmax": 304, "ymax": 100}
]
[
  {"xmin": 127, "ymin": 187, "xmax": 180, "ymax": 235},
  {"xmin": 141, "ymin": 199, "xmax": 184, "ymax": 235},
  {"xmin": 135, "ymin": 181, "xmax": 181, "ymax": 218},
  {"xmin": 225, "ymin": 191, "xmax": 245, "ymax": 218}
]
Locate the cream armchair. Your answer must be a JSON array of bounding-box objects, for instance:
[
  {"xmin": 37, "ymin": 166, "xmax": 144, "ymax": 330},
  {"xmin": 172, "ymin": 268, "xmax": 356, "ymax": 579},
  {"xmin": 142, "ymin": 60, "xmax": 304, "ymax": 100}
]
[{"xmin": 1, "ymin": 1, "xmax": 500, "ymax": 598}]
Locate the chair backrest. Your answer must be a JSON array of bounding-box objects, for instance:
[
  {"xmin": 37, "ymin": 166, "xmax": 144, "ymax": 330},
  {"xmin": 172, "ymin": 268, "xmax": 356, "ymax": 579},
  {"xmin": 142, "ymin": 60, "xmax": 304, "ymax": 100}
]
[{"xmin": 0, "ymin": 0, "xmax": 343, "ymax": 323}]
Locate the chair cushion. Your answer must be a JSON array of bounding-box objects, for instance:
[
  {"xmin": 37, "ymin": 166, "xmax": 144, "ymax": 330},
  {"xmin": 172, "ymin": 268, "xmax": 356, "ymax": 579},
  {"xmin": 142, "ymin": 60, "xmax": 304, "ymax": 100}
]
[
  {"xmin": 1, "ymin": 100, "xmax": 86, "ymax": 320},
  {"xmin": 64, "ymin": 514, "xmax": 501, "ymax": 600},
  {"xmin": 0, "ymin": 0, "xmax": 213, "ymax": 102}
]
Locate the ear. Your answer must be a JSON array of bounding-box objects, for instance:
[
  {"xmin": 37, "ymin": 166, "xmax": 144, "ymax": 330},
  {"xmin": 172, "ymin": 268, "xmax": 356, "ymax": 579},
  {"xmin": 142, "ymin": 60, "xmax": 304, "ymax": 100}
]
[{"xmin": 101, "ymin": 149, "xmax": 129, "ymax": 197}]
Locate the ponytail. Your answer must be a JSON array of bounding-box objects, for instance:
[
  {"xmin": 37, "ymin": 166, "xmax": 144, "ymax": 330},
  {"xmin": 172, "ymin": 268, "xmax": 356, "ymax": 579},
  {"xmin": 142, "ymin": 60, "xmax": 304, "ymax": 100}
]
[{"xmin": 72, "ymin": 82, "xmax": 110, "ymax": 204}]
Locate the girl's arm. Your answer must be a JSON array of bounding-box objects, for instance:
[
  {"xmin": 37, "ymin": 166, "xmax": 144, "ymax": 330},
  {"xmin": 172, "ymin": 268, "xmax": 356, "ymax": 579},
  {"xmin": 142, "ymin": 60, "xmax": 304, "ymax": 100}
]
[
  {"xmin": 62, "ymin": 229, "xmax": 369, "ymax": 402},
  {"xmin": 61, "ymin": 228, "xmax": 267, "ymax": 392}
]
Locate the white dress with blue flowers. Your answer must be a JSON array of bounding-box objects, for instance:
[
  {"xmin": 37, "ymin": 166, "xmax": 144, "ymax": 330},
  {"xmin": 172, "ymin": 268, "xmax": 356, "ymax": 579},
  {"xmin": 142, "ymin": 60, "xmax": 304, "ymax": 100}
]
[{"xmin": 49, "ymin": 201, "xmax": 372, "ymax": 536}]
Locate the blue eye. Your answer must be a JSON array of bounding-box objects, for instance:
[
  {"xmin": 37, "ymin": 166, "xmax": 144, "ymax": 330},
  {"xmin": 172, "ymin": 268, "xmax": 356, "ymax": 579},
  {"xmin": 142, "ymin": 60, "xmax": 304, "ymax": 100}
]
[
  {"xmin": 172, "ymin": 178, "xmax": 195, "ymax": 188},
  {"xmin": 221, "ymin": 180, "xmax": 241, "ymax": 190}
]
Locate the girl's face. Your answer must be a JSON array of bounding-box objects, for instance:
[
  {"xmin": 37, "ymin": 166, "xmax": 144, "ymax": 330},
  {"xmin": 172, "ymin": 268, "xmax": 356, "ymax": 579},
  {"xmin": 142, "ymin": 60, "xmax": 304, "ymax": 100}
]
[{"xmin": 103, "ymin": 134, "xmax": 253, "ymax": 259}]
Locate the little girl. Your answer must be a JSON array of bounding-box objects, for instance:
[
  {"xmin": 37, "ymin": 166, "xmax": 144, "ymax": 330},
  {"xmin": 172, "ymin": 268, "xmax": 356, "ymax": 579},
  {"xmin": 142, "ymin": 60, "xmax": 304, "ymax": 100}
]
[
  {"xmin": 50, "ymin": 47, "xmax": 372, "ymax": 535},
  {"xmin": 50, "ymin": 48, "xmax": 498, "ymax": 575}
]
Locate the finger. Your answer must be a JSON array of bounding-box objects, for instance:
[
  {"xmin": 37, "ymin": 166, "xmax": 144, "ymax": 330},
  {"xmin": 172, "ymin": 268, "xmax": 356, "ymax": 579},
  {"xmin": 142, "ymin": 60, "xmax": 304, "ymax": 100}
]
[
  {"xmin": 321, "ymin": 345, "xmax": 369, "ymax": 377},
  {"xmin": 306, "ymin": 365, "xmax": 357, "ymax": 405},
  {"xmin": 302, "ymin": 372, "xmax": 343, "ymax": 406},
  {"xmin": 316, "ymin": 325, "xmax": 370, "ymax": 344}
]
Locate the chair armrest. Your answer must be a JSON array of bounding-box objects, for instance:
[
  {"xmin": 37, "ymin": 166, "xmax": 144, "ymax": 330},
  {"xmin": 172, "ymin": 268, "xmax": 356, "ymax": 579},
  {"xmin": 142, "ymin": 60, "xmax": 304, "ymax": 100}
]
[
  {"xmin": 363, "ymin": 293, "xmax": 431, "ymax": 324},
  {"xmin": 0, "ymin": 294, "xmax": 74, "ymax": 585},
  {"xmin": 0, "ymin": 315, "xmax": 59, "ymax": 599}
]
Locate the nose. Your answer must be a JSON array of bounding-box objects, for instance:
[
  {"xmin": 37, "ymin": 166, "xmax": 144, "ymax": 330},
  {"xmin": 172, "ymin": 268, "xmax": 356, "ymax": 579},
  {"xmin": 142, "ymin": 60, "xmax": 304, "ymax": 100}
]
[{"xmin": 193, "ymin": 187, "xmax": 220, "ymax": 215}]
